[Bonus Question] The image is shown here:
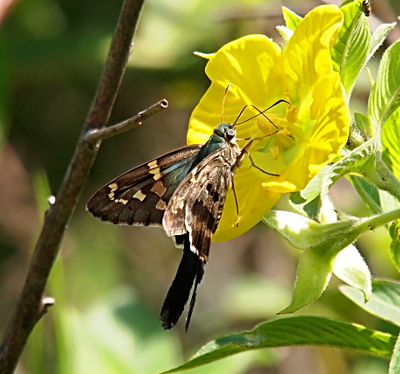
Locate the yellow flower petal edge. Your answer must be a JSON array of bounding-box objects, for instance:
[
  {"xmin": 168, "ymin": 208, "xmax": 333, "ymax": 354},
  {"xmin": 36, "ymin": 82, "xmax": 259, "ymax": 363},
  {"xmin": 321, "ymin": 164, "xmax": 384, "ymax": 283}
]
[{"xmin": 188, "ymin": 5, "xmax": 350, "ymax": 241}]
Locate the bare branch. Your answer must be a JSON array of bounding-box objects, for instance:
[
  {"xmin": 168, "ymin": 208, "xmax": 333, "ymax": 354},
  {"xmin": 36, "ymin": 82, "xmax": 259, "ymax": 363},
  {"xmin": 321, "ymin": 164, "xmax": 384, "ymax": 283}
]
[
  {"xmin": 86, "ymin": 99, "xmax": 168, "ymax": 145},
  {"xmin": 0, "ymin": 0, "xmax": 148, "ymax": 372}
]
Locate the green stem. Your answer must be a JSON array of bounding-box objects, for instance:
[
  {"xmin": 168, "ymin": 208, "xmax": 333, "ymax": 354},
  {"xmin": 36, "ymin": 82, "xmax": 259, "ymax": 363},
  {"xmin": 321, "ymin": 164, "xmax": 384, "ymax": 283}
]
[{"xmin": 358, "ymin": 209, "xmax": 400, "ymax": 232}]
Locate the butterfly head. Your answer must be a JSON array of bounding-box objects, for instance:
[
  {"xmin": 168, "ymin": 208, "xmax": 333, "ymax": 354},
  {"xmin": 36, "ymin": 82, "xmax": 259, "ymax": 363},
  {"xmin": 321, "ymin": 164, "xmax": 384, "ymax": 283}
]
[{"xmin": 214, "ymin": 123, "xmax": 236, "ymax": 143}]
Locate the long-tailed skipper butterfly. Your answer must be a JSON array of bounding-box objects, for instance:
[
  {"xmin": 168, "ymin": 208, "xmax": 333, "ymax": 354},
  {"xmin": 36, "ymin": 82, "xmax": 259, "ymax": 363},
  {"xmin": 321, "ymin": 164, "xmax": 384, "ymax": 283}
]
[{"xmin": 87, "ymin": 99, "xmax": 288, "ymax": 330}]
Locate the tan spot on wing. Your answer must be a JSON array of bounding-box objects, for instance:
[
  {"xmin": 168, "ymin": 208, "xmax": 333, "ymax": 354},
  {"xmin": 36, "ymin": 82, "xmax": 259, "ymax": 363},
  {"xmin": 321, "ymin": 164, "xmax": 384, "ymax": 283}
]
[
  {"xmin": 108, "ymin": 183, "xmax": 118, "ymax": 200},
  {"xmin": 151, "ymin": 181, "xmax": 167, "ymax": 197},
  {"xmin": 148, "ymin": 160, "xmax": 161, "ymax": 178},
  {"xmin": 149, "ymin": 168, "xmax": 163, "ymax": 181},
  {"xmin": 148, "ymin": 160, "xmax": 158, "ymax": 168},
  {"xmin": 115, "ymin": 198, "xmax": 128, "ymax": 205},
  {"xmin": 133, "ymin": 190, "xmax": 146, "ymax": 201},
  {"xmin": 156, "ymin": 199, "xmax": 167, "ymax": 210}
]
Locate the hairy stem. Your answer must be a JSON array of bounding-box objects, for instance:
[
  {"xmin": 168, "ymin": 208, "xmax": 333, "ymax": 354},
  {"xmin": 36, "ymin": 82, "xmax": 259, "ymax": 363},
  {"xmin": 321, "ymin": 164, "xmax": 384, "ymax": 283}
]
[{"xmin": 0, "ymin": 0, "xmax": 146, "ymax": 372}]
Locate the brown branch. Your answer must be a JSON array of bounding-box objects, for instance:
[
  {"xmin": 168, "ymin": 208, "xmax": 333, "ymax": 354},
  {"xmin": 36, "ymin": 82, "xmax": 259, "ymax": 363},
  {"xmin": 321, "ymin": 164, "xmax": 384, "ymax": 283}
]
[
  {"xmin": 86, "ymin": 99, "xmax": 168, "ymax": 145},
  {"xmin": 0, "ymin": 0, "xmax": 148, "ymax": 372}
]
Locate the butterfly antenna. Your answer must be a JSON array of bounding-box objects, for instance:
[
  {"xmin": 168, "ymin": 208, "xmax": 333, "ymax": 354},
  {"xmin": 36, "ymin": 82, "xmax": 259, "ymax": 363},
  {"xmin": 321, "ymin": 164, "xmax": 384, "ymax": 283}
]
[
  {"xmin": 221, "ymin": 84, "xmax": 235, "ymax": 124},
  {"xmin": 236, "ymin": 100, "xmax": 290, "ymax": 128}
]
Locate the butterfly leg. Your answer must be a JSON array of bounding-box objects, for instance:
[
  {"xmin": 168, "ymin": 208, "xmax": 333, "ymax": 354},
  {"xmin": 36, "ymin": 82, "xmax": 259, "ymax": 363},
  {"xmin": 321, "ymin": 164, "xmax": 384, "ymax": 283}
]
[
  {"xmin": 237, "ymin": 146, "xmax": 280, "ymax": 177},
  {"xmin": 231, "ymin": 176, "xmax": 241, "ymax": 227},
  {"xmin": 245, "ymin": 149, "xmax": 280, "ymax": 176}
]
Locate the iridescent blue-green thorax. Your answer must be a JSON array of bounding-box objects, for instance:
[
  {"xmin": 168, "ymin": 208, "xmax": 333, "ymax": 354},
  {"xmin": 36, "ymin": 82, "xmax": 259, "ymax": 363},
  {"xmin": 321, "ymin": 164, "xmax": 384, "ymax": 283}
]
[{"xmin": 192, "ymin": 123, "xmax": 237, "ymax": 166}]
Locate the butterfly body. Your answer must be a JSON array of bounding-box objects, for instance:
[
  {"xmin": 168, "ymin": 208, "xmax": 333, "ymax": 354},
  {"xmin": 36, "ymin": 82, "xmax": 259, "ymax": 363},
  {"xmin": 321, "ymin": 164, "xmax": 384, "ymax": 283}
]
[{"xmin": 87, "ymin": 123, "xmax": 243, "ymax": 330}]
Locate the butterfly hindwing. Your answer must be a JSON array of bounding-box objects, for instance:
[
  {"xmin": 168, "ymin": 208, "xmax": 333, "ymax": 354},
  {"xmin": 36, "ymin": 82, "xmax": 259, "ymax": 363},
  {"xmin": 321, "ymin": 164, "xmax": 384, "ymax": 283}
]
[
  {"xmin": 86, "ymin": 145, "xmax": 202, "ymax": 226},
  {"xmin": 163, "ymin": 146, "xmax": 237, "ymax": 262}
]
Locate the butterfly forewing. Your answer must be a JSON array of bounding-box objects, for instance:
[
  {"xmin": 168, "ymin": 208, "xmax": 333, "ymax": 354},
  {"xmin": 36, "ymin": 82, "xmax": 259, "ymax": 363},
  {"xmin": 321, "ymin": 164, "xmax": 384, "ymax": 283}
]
[{"xmin": 87, "ymin": 145, "xmax": 202, "ymax": 226}]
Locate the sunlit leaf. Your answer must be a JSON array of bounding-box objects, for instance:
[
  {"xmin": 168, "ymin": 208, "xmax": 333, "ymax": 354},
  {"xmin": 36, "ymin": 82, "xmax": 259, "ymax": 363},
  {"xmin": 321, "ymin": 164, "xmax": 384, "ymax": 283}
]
[
  {"xmin": 333, "ymin": 245, "xmax": 371, "ymax": 301},
  {"xmin": 162, "ymin": 316, "xmax": 396, "ymax": 373},
  {"xmin": 281, "ymin": 6, "xmax": 302, "ymax": 31},
  {"xmin": 278, "ymin": 246, "xmax": 333, "ymax": 313},
  {"xmin": 341, "ymin": 279, "xmax": 400, "ymax": 326},
  {"xmin": 332, "ymin": 0, "xmax": 371, "ymax": 95},
  {"xmin": 368, "ymin": 22, "xmax": 397, "ymax": 64},
  {"xmin": 368, "ymin": 41, "xmax": 400, "ymax": 132},
  {"xmin": 382, "ymin": 108, "xmax": 400, "ymax": 180}
]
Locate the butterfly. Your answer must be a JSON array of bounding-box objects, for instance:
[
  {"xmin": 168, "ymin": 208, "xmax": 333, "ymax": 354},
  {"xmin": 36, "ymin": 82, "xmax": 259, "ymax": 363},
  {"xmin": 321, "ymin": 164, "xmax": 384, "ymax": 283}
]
[{"xmin": 86, "ymin": 101, "xmax": 287, "ymax": 330}]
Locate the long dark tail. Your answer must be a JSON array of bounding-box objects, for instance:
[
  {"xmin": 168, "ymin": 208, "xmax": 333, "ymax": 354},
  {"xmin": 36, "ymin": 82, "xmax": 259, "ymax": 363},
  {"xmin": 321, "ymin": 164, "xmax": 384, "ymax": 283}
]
[{"xmin": 160, "ymin": 234, "xmax": 204, "ymax": 331}]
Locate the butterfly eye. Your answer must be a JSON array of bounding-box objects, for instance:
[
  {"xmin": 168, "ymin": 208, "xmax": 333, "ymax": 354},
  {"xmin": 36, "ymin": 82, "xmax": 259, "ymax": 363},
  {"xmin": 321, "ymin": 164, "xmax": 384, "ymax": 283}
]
[{"xmin": 226, "ymin": 128, "xmax": 235, "ymax": 140}]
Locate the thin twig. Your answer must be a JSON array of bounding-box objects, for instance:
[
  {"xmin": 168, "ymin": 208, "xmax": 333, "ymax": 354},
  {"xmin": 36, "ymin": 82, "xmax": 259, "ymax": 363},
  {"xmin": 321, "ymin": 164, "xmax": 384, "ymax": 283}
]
[
  {"xmin": 86, "ymin": 99, "xmax": 168, "ymax": 145},
  {"xmin": 0, "ymin": 0, "xmax": 147, "ymax": 372}
]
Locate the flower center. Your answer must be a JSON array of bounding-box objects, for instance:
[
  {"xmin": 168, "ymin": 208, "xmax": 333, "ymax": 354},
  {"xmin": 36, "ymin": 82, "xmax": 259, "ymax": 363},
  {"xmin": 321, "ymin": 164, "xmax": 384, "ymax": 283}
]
[{"xmin": 256, "ymin": 106, "xmax": 298, "ymax": 159}]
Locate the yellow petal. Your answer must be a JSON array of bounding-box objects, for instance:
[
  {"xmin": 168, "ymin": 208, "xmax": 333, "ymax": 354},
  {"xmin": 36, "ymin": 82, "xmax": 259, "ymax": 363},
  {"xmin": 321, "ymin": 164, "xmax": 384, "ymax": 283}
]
[
  {"xmin": 283, "ymin": 5, "xmax": 343, "ymax": 105},
  {"xmin": 188, "ymin": 35, "xmax": 284, "ymax": 146},
  {"xmin": 213, "ymin": 161, "xmax": 282, "ymax": 241}
]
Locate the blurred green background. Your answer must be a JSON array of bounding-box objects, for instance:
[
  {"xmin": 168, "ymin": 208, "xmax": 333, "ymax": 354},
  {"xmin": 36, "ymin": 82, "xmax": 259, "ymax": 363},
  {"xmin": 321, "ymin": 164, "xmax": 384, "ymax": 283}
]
[{"xmin": 1, "ymin": 0, "xmax": 400, "ymax": 373}]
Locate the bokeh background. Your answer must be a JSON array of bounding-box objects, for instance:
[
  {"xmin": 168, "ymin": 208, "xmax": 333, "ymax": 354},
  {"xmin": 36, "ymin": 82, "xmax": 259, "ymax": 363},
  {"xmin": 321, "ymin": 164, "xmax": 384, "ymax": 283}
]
[{"xmin": 1, "ymin": 0, "xmax": 400, "ymax": 373}]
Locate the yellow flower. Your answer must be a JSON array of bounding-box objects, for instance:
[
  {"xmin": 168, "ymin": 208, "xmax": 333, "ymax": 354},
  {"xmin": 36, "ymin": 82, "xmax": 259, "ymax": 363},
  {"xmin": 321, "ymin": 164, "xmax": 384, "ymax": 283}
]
[{"xmin": 188, "ymin": 5, "xmax": 350, "ymax": 241}]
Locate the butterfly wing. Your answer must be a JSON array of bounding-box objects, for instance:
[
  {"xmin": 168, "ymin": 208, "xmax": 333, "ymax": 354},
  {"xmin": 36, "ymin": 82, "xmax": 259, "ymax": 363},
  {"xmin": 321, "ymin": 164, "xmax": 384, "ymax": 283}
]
[
  {"xmin": 163, "ymin": 150, "xmax": 233, "ymax": 261},
  {"xmin": 86, "ymin": 145, "xmax": 202, "ymax": 226}
]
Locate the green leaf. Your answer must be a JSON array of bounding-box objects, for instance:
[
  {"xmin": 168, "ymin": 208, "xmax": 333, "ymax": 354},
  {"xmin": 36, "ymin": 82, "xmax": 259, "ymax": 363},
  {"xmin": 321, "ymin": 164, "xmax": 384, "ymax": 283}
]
[
  {"xmin": 389, "ymin": 221, "xmax": 400, "ymax": 273},
  {"xmin": 341, "ymin": 279, "xmax": 400, "ymax": 326},
  {"xmin": 279, "ymin": 245, "xmax": 334, "ymax": 313},
  {"xmin": 332, "ymin": 0, "xmax": 371, "ymax": 96},
  {"xmin": 368, "ymin": 22, "xmax": 397, "ymax": 63},
  {"xmin": 382, "ymin": 107, "xmax": 400, "ymax": 180},
  {"xmin": 389, "ymin": 333, "xmax": 400, "ymax": 374},
  {"xmin": 282, "ymin": 6, "xmax": 302, "ymax": 31},
  {"xmin": 349, "ymin": 175, "xmax": 381, "ymax": 214},
  {"xmin": 333, "ymin": 245, "xmax": 371, "ymax": 301},
  {"xmin": 354, "ymin": 111, "xmax": 373, "ymax": 140},
  {"xmin": 380, "ymin": 190, "xmax": 400, "ymax": 213},
  {"xmin": 368, "ymin": 41, "xmax": 400, "ymax": 132},
  {"xmin": 161, "ymin": 316, "xmax": 396, "ymax": 373}
]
